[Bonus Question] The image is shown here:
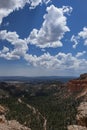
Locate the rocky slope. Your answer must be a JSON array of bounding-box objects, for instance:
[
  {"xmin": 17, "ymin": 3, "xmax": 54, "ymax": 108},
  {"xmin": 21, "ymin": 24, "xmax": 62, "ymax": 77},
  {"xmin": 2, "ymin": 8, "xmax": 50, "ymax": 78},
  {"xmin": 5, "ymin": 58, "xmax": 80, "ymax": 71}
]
[
  {"xmin": 67, "ymin": 73, "xmax": 87, "ymax": 96},
  {"xmin": 0, "ymin": 105, "xmax": 31, "ymax": 130},
  {"xmin": 67, "ymin": 73, "xmax": 87, "ymax": 130},
  {"xmin": 0, "ymin": 74, "xmax": 87, "ymax": 130}
]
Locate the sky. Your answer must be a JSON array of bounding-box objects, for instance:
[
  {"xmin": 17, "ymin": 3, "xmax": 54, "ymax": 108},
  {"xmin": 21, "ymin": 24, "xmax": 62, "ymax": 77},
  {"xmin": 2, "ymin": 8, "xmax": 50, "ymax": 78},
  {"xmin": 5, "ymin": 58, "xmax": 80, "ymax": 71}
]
[{"xmin": 0, "ymin": 0, "xmax": 87, "ymax": 76}]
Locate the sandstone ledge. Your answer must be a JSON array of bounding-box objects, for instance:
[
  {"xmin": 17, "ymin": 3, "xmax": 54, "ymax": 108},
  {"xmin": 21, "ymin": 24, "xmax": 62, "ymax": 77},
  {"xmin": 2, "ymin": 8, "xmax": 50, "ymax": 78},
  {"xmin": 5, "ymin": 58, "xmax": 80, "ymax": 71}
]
[{"xmin": 67, "ymin": 125, "xmax": 87, "ymax": 130}]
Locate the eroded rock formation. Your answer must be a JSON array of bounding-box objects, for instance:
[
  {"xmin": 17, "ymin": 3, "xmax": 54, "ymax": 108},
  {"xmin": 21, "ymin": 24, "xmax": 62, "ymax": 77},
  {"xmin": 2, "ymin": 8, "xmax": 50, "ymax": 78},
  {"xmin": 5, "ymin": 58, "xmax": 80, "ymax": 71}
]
[
  {"xmin": 0, "ymin": 105, "xmax": 31, "ymax": 130},
  {"xmin": 67, "ymin": 73, "xmax": 87, "ymax": 130}
]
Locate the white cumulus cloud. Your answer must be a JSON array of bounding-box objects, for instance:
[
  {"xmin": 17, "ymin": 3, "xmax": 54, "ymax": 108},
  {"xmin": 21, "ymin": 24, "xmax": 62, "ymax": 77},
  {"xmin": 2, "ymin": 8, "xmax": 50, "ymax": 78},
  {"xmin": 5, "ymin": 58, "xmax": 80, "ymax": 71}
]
[
  {"xmin": 0, "ymin": 29, "xmax": 87, "ymax": 74},
  {"xmin": 76, "ymin": 51, "xmax": 86, "ymax": 58},
  {"xmin": 2, "ymin": 46, "xmax": 9, "ymax": 53},
  {"xmin": 71, "ymin": 27, "xmax": 87, "ymax": 48},
  {"xmin": 0, "ymin": 0, "xmax": 29, "ymax": 25},
  {"xmin": 24, "ymin": 52, "xmax": 87, "ymax": 72},
  {"xmin": 0, "ymin": 30, "xmax": 28, "ymax": 60},
  {"xmin": 0, "ymin": 0, "xmax": 51, "ymax": 25},
  {"xmin": 27, "ymin": 5, "xmax": 72, "ymax": 48},
  {"xmin": 71, "ymin": 35, "xmax": 79, "ymax": 49},
  {"xmin": 29, "ymin": 0, "xmax": 51, "ymax": 9},
  {"xmin": 78, "ymin": 27, "xmax": 87, "ymax": 45}
]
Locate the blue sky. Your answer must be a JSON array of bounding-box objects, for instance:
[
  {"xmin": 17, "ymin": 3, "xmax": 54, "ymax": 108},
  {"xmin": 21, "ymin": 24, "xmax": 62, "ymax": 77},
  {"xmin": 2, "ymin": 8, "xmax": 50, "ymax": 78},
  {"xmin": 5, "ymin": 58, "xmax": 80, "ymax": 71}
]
[{"xmin": 0, "ymin": 0, "xmax": 87, "ymax": 76}]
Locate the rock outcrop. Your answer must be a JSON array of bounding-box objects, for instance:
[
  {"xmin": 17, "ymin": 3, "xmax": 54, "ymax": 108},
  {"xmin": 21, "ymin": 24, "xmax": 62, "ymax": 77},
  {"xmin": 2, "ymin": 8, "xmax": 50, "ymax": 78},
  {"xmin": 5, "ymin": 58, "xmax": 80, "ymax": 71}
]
[
  {"xmin": 67, "ymin": 125, "xmax": 87, "ymax": 130},
  {"xmin": 67, "ymin": 73, "xmax": 87, "ymax": 130},
  {"xmin": 76, "ymin": 102, "xmax": 87, "ymax": 127},
  {"xmin": 0, "ymin": 105, "xmax": 31, "ymax": 130},
  {"xmin": 0, "ymin": 105, "xmax": 6, "ymax": 115},
  {"xmin": 0, "ymin": 118, "xmax": 31, "ymax": 130},
  {"xmin": 67, "ymin": 73, "xmax": 87, "ymax": 98}
]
